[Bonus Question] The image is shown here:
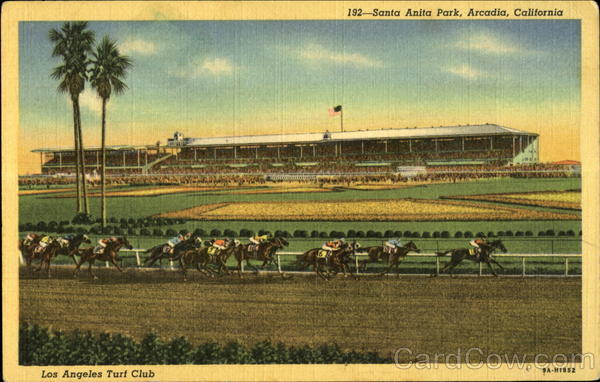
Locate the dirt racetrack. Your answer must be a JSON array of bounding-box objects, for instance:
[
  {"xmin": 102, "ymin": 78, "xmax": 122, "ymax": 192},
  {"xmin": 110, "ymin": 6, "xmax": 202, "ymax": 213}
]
[{"xmin": 20, "ymin": 268, "xmax": 581, "ymax": 362}]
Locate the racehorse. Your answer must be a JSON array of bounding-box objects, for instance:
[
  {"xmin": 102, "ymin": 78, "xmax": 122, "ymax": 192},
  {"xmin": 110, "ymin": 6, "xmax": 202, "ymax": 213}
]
[
  {"xmin": 432, "ymin": 239, "xmax": 506, "ymax": 277},
  {"xmin": 54, "ymin": 234, "xmax": 92, "ymax": 264},
  {"xmin": 32, "ymin": 239, "xmax": 63, "ymax": 277},
  {"xmin": 178, "ymin": 239, "xmax": 239, "ymax": 280},
  {"xmin": 356, "ymin": 241, "xmax": 420, "ymax": 277},
  {"xmin": 73, "ymin": 237, "xmax": 133, "ymax": 279},
  {"xmin": 19, "ymin": 234, "xmax": 43, "ymax": 271},
  {"xmin": 144, "ymin": 235, "xmax": 202, "ymax": 267},
  {"xmin": 297, "ymin": 241, "xmax": 360, "ymax": 280},
  {"xmin": 233, "ymin": 237, "xmax": 289, "ymax": 278}
]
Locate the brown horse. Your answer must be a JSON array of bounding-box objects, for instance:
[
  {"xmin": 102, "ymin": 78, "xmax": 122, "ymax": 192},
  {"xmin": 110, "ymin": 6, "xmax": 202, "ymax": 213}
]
[
  {"xmin": 178, "ymin": 240, "xmax": 239, "ymax": 281},
  {"xmin": 32, "ymin": 239, "xmax": 63, "ymax": 277},
  {"xmin": 356, "ymin": 241, "xmax": 420, "ymax": 276},
  {"xmin": 19, "ymin": 234, "xmax": 43, "ymax": 271},
  {"xmin": 297, "ymin": 241, "xmax": 360, "ymax": 280},
  {"xmin": 233, "ymin": 237, "xmax": 289, "ymax": 278},
  {"xmin": 73, "ymin": 237, "xmax": 133, "ymax": 279}
]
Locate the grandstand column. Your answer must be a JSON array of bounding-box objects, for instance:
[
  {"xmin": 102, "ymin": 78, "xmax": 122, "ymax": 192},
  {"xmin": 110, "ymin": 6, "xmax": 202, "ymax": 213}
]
[
  {"xmin": 299, "ymin": 145, "xmax": 303, "ymax": 158},
  {"xmin": 58, "ymin": 152, "xmax": 62, "ymax": 168},
  {"xmin": 122, "ymin": 151, "xmax": 126, "ymax": 167},
  {"xmin": 384, "ymin": 140, "xmax": 388, "ymax": 153},
  {"xmin": 145, "ymin": 149, "xmax": 148, "ymax": 166},
  {"xmin": 214, "ymin": 147, "xmax": 217, "ymax": 159},
  {"xmin": 137, "ymin": 149, "xmax": 140, "ymax": 167},
  {"xmin": 255, "ymin": 147, "xmax": 258, "ymax": 159},
  {"xmin": 40, "ymin": 152, "xmax": 43, "ymax": 169},
  {"xmin": 409, "ymin": 140, "xmax": 412, "ymax": 152},
  {"xmin": 194, "ymin": 149, "xmax": 197, "ymax": 161},
  {"xmin": 277, "ymin": 146, "xmax": 280, "ymax": 160},
  {"xmin": 512, "ymin": 137, "xmax": 516, "ymax": 157},
  {"xmin": 361, "ymin": 141, "xmax": 364, "ymax": 154},
  {"xmin": 234, "ymin": 146, "xmax": 237, "ymax": 159},
  {"xmin": 433, "ymin": 140, "xmax": 437, "ymax": 152},
  {"xmin": 461, "ymin": 137, "xmax": 465, "ymax": 151},
  {"xmin": 96, "ymin": 150, "xmax": 100, "ymax": 168}
]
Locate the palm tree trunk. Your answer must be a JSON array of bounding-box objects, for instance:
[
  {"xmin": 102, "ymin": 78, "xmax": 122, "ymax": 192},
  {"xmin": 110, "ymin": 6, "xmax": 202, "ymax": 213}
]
[
  {"xmin": 71, "ymin": 99, "xmax": 82, "ymax": 213},
  {"xmin": 101, "ymin": 98, "xmax": 107, "ymax": 228},
  {"xmin": 74, "ymin": 97, "xmax": 90, "ymax": 215}
]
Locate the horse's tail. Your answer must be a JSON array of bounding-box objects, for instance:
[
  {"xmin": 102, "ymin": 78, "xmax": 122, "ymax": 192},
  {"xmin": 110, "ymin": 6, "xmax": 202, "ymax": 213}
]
[{"xmin": 436, "ymin": 250, "xmax": 452, "ymax": 257}]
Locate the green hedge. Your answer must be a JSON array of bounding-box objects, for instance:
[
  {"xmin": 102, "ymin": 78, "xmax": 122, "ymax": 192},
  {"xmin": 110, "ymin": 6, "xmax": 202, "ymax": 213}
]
[{"xmin": 19, "ymin": 324, "xmax": 387, "ymax": 365}]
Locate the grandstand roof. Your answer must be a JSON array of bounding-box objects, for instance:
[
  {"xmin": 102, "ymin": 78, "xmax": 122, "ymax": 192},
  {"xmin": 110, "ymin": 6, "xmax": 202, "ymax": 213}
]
[
  {"xmin": 182, "ymin": 124, "xmax": 535, "ymax": 147},
  {"xmin": 32, "ymin": 144, "xmax": 157, "ymax": 153}
]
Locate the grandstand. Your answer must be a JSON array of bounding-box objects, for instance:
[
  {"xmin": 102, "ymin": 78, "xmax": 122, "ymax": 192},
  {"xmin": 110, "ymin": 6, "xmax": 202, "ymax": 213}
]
[{"xmin": 33, "ymin": 124, "xmax": 539, "ymax": 176}]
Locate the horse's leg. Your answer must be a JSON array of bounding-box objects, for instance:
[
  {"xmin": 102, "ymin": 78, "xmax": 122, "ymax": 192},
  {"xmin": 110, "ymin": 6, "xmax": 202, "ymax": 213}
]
[
  {"xmin": 380, "ymin": 260, "xmax": 394, "ymax": 277},
  {"xmin": 237, "ymin": 258, "xmax": 243, "ymax": 278},
  {"xmin": 110, "ymin": 257, "xmax": 124, "ymax": 273},
  {"xmin": 246, "ymin": 259, "xmax": 260, "ymax": 275},
  {"xmin": 486, "ymin": 261, "xmax": 498, "ymax": 277},
  {"xmin": 88, "ymin": 259, "xmax": 97, "ymax": 279},
  {"xmin": 180, "ymin": 258, "xmax": 188, "ymax": 281},
  {"xmin": 491, "ymin": 258, "xmax": 504, "ymax": 271},
  {"xmin": 73, "ymin": 255, "xmax": 85, "ymax": 277}
]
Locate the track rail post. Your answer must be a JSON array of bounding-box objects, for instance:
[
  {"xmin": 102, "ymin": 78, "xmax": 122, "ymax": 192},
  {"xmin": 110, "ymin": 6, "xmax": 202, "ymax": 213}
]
[
  {"xmin": 105, "ymin": 261, "xmax": 110, "ymax": 268},
  {"xmin": 19, "ymin": 253, "xmax": 25, "ymax": 266},
  {"xmin": 565, "ymin": 258, "xmax": 569, "ymax": 277},
  {"xmin": 436, "ymin": 256, "xmax": 440, "ymax": 276},
  {"xmin": 355, "ymin": 255, "xmax": 360, "ymax": 275},
  {"xmin": 522, "ymin": 257, "xmax": 526, "ymax": 277},
  {"xmin": 479, "ymin": 261, "xmax": 483, "ymax": 276},
  {"xmin": 277, "ymin": 254, "xmax": 282, "ymax": 273},
  {"xmin": 169, "ymin": 259, "xmax": 174, "ymax": 270},
  {"xmin": 135, "ymin": 250, "xmax": 141, "ymax": 267}
]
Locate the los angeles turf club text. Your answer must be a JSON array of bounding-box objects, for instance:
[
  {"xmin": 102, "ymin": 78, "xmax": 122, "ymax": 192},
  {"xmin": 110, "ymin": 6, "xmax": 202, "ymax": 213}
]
[{"xmin": 41, "ymin": 369, "xmax": 155, "ymax": 379}]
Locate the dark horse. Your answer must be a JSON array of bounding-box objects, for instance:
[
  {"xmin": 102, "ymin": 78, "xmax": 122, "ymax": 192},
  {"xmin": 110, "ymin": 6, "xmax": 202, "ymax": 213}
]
[
  {"xmin": 73, "ymin": 237, "xmax": 133, "ymax": 279},
  {"xmin": 178, "ymin": 239, "xmax": 239, "ymax": 280},
  {"xmin": 297, "ymin": 241, "xmax": 360, "ymax": 280},
  {"xmin": 356, "ymin": 241, "xmax": 420, "ymax": 276},
  {"xmin": 19, "ymin": 234, "xmax": 43, "ymax": 271},
  {"xmin": 144, "ymin": 235, "xmax": 202, "ymax": 267},
  {"xmin": 54, "ymin": 234, "xmax": 92, "ymax": 264},
  {"xmin": 233, "ymin": 237, "xmax": 289, "ymax": 278},
  {"xmin": 432, "ymin": 239, "xmax": 507, "ymax": 277}
]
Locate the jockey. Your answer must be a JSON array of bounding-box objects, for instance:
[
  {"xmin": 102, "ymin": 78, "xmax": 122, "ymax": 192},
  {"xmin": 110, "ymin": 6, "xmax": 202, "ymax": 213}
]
[
  {"xmin": 34, "ymin": 235, "xmax": 53, "ymax": 254},
  {"xmin": 94, "ymin": 237, "xmax": 117, "ymax": 255},
  {"xmin": 249, "ymin": 233, "xmax": 270, "ymax": 245},
  {"xmin": 469, "ymin": 236, "xmax": 487, "ymax": 257},
  {"xmin": 322, "ymin": 238, "xmax": 344, "ymax": 252},
  {"xmin": 212, "ymin": 238, "xmax": 229, "ymax": 250},
  {"xmin": 57, "ymin": 233, "xmax": 76, "ymax": 248},
  {"xmin": 385, "ymin": 238, "xmax": 402, "ymax": 250},
  {"xmin": 23, "ymin": 233, "xmax": 40, "ymax": 247}
]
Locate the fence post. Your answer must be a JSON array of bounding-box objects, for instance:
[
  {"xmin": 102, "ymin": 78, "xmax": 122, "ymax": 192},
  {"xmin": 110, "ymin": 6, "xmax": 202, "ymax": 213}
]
[
  {"xmin": 522, "ymin": 257, "xmax": 526, "ymax": 277},
  {"xmin": 565, "ymin": 258, "xmax": 569, "ymax": 277},
  {"xmin": 479, "ymin": 261, "xmax": 483, "ymax": 276},
  {"xmin": 551, "ymin": 240, "xmax": 554, "ymax": 254},
  {"xmin": 135, "ymin": 250, "xmax": 141, "ymax": 267},
  {"xmin": 277, "ymin": 254, "xmax": 282, "ymax": 273},
  {"xmin": 355, "ymin": 255, "xmax": 360, "ymax": 275},
  {"xmin": 19, "ymin": 253, "xmax": 25, "ymax": 266},
  {"xmin": 241, "ymin": 259, "xmax": 245, "ymax": 273},
  {"xmin": 105, "ymin": 261, "xmax": 110, "ymax": 268},
  {"xmin": 436, "ymin": 256, "xmax": 440, "ymax": 276},
  {"xmin": 169, "ymin": 259, "xmax": 174, "ymax": 270}
]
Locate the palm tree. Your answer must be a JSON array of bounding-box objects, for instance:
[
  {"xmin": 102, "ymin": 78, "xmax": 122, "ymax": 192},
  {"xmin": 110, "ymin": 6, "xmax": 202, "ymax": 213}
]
[
  {"xmin": 90, "ymin": 36, "xmax": 132, "ymax": 227},
  {"xmin": 49, "ymin": 22, "xmax": 95, "ymax": 215}
]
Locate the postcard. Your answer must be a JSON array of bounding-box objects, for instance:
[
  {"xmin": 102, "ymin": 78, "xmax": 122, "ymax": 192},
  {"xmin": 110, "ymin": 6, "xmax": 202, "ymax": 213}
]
[{"xmin": 2, "ymin": 1, "xmax": 599, "ymax": 381}]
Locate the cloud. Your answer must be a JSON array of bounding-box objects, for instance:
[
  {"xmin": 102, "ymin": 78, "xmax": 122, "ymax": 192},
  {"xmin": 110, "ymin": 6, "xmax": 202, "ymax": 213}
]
[
  {"xmin": 172, "ymin": 57, "xmax": 235, "ymax": 78},
  {"xmin": 66, "ymin": 89, "xmax": 102, "ymax": 115},
  {"xmin": 120, "ymin": 38, "xmax": 158, "ymax": 55},
  {"xmin": 294, "ymin": 43, "xmax": 384, "ymax": 68},
  {"xmin": 444, "ymin": 64, "xmax": 486, "ymax": 80},
  {"xmin": 455, "ymin": 33, "xmax": 523, "ymax": 55}
]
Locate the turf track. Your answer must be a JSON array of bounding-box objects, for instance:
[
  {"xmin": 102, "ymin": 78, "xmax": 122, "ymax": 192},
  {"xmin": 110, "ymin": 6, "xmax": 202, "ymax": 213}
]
[{"xmin": 20, "ymin": 267, "xmax": 581, "ymax": 362}]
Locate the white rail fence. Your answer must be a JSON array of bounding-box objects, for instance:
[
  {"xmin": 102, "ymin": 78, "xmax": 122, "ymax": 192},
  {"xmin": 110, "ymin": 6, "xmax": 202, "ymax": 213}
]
[
  {"xmin": 102, "ymin": 250, "xmax": 582, "ymax": 277},
  {"xmin": 21, "ymin": 249, "xmax": 580, "ymax": 277}
]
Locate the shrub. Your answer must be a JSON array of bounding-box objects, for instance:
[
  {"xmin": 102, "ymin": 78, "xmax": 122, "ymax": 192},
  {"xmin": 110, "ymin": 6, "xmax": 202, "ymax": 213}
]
[
  {"xmin": 119, "ymin": 218, "xmax": 127, "ymax": 224},
  {"xmin": 127, "ymin": 228, "xmax": 137, "ymax": 236},
  {"xmin": 497, "ymin": 231, "xmax": 505, "ymax": 237},
  {"xmin": 64, "ymin": 226, "xmax": 75, "ymax": 234},
  {"xmin": 166, "ymin": 228, "xmax": 178, "ymax": 236},
  {"xmin": 140, "ymin": 228, "xmax": 151, "ymax": 236},
  {"xmin": 346, "ymin": 229, "xmax": 357, "ymax": 238},
  {"xmin": 454, "ymin": 231, "xmax": 463, "ymax": 238},
  {"xmin": 128, "ymin": 218, "xmax": 136, "ymax": 225},
  {"xmin": 72, "ymin": 213, "xmax": 94, "ymax": 225},
  {"xmin": 89, "ymin": 226, "xmax": 102, "ymax": 234},
  {"xmin": 109, "ymin": 217, "xmax": 117, "ymax": 224},
  {"xmin": 403, "ymin": 230, "xmax": 412, "ymax": 238},
  {"xmin": 432, "ymin": 231, "xmax": 441, "ymax": 238},
  {"xmin": 545, "ymin": 229, "xmax": 556, "ymax": 236},
  {"xmin": 114, "ymin": 228, "xmax": 124, "ymax": 235},
  {"xmin": 120, "ymin": 222, "xmax": 129, "ymax": 229},
  {"xmin": 223, "ymin": 229, "xmax": 237, "ymax": 238},
  {"xmin": 59, "ymin": 220, "xmax": 69, "ymax": 226},
  {"xmin": 558, "ymin": 231, "xmax": 566, "ymax": 236},
  {"xmin": 240, "ymin": 228, "xmax": 254, "ymax": 237},
  {"xmin": 504, "ymin": 230, "xmax": 514, "ymax": 237},
  {"xmin": 293, "ymin": 230, "xmax": 308, "ymax": 238},
  {"xmin": 441, "ymin": 231, "xmax": 450, "ymax": 238},
  {"xmin": 193, "ymin": 228, "xmax": 207, "ymax": 237},
  {"xmin": 525, "ymin": 231, "xmax": 533, "ymax": 236},
  {"xmin": 487, "ymin": 231, "xmax": 495, "ymax": 238},
  {"xmin": 153, "ymin": 228, "xmax": 164, "ymax": 236},
  {"xmin": 566, "ymin": 230, "xmax": 575, "ymax": 236},
  {"xmin": 210, "ymin": 229, "xmax": 221, "ymax": 237},
  {"xmin": 310, "ymin": 230, "xmax": 320, "ymax": 238},
  {"xmin": 394, "ymin": 231, "xmax": 403, "ymax": 238},
  {"xmin": 177, "ymin": 219, "xmax": 186, "ymax": 225},
  {"xmin": 281, "ymin": 231, "xmax": 291, "ymax": 238},
  {"xmin": 515, "ymin": 231, "xmax": 524, "ymax": 237},
  {"xmin": 23, "ymin": 222, "xmax": 35, "ymax": 231},
  {"xmin": 421, "ymin": 231, "xmax": 431, "ymax": 238},
  {"xmin": 319, "ymin": 231, "xmax": 329, "ymax": 238},
  {"xmin": 475, "ymin": 232, "xmax": 485, "ymax": 238},
  {"xmin": 103, "ymin": 226, "xmax": 115, "ymax": 235},
  {"xmin": 355, "ymin": 231, "xmax": 365, "ymax": 238},
  {"xmin": 36, "ymin": 221, "xmax": 48, "ymax": 231},
  {"xmin": 384, "ymin": 230, "xmax": 395, "ymax": 238},
  {"xmin": 538, "ymin": 231, "xmax": 546, "ymax": 237},
  {"xmin": 411, "ymin": 231, "xmax": 420, "ymax": 238}
]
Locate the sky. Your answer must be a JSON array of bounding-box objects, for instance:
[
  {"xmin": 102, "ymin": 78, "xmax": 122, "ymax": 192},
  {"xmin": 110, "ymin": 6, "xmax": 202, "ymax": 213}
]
[{"xmin": 19, "ymin": 20, "xmax": 580, "ymax": 174}]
